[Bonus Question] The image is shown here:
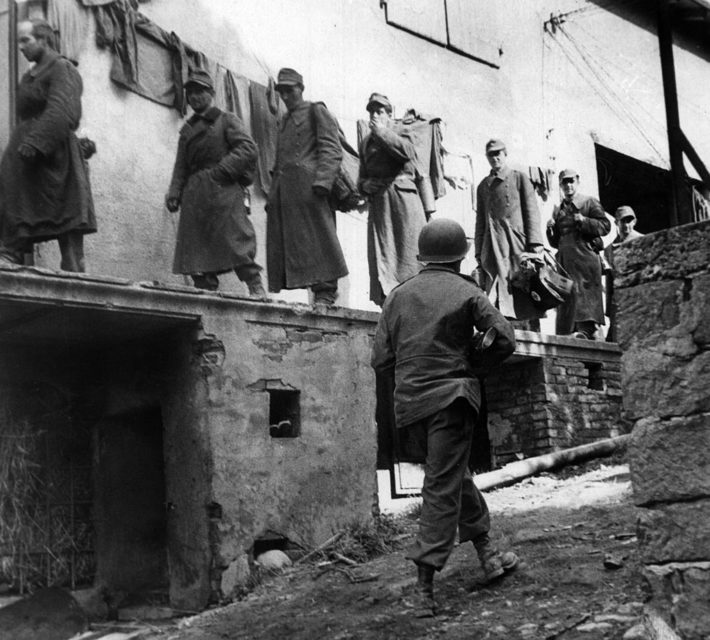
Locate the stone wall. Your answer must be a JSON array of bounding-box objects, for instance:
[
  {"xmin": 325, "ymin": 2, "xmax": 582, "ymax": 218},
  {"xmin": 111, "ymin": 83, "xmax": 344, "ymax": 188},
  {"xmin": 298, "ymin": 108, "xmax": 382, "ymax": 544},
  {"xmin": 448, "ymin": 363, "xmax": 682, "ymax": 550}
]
[{"xmin": 615, "ymin": 220, "xmax": 710, "ymax": 640}]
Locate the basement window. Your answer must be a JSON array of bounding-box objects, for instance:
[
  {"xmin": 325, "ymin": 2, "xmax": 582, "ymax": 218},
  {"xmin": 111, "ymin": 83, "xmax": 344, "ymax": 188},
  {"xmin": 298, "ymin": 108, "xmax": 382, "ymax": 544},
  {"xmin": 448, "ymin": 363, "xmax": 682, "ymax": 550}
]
[
  {"xmin": 268, "ymin": 389, "xmax": 301, "ymax": 438},
  {"xmin": 583, "ymin": 362, "xmax": 605, "ymax": 391}
]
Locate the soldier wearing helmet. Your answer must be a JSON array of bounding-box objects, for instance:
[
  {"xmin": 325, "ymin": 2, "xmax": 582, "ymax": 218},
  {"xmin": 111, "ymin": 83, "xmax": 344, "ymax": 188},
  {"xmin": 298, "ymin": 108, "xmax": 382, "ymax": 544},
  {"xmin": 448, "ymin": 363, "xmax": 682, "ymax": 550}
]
[{"xmin": 371, "ymin": 218, "xmax": 519, "ymax": 618}]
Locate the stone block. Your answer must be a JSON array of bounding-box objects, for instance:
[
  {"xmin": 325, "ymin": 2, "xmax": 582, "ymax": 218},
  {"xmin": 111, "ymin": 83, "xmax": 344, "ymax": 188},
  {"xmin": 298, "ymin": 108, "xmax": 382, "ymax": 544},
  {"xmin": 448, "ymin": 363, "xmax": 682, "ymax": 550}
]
[
  {"xmin": 220, "ymin": 554, "xmax": 251, "ymax": 598},
  {"xmin": 621, "ymin": 349, "xmax": 710, "ymax": 420},
  {"xmin": 616, "ymin": 281, "xmax": 682, "ymax": 349},
  {"xmin": 637, "ymin": 499, "xmax": 710, "ymax": 563},
  {"xmin": 614, "ymin": 219, "xmax": 710, "ymax": 286},
  {"xmin": 642, "ymin": 562, "xmax": 710, "ymax": 640},
  {"xmin": 629, "ymin": 414, "xmax": 710, "ymax": 505}
]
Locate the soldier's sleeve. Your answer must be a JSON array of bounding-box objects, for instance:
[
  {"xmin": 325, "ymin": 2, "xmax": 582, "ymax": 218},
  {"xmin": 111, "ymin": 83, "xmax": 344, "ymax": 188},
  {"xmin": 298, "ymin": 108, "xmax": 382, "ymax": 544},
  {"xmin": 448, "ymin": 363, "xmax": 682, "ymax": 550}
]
[
  {"xmin": 371, "ymin": 310, "xmax": 395, "ymax": 373},
  {"xmin": 470, "ymin": 290, "xmax": 516, "ymax": 368},
  {"xmin": 474, "ymin": 182, "xmax": 486, "ymax": 262},
  {"xmin": 166, "ymin": 129, "xmax": 189, "ymax": 202},
  {"xmin": 312, "ymin": 103, "xmax": 343, "ymax": 191},
  {"xmin": 578, "ymin": 197, "xmax": 611, "ymax": 238},
  {"xmin": 213, "ymin": 113, "xmax": 258, "ymax": 184},
  {"xmin": 24, "ymin": 59, "xmax": 82, "ymax": 157},
  {"xmin": 518, "ymin": 171, "xmax": 544, "ymax": 249},
  {"xmin": 546, "ymin": 205, "xmax": 560, "ymax": 248}
]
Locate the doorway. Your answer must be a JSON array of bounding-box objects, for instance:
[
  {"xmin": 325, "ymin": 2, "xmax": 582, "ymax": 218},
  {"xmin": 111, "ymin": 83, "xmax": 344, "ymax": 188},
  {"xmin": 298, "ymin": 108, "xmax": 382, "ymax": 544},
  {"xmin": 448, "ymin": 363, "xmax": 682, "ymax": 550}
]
[{"xmin": 94, "ymin": 407, "xmax": 169, "ymax": 605}]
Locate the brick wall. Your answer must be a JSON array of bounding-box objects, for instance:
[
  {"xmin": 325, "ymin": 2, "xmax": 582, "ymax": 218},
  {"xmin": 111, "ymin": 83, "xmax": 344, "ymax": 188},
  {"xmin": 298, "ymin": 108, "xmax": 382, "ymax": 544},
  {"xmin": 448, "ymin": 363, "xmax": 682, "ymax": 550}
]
[{"xmin": 486, "ymin": 334, "xmax": 624, "ymax": 466}]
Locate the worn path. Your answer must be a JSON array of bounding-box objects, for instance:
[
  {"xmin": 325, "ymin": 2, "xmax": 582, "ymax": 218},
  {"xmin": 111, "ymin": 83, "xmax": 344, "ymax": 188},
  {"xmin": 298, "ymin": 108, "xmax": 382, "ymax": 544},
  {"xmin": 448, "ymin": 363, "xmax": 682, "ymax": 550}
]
[{"xmin": 148, "ymin": 461, "xmax": 645, "ymax": 640}]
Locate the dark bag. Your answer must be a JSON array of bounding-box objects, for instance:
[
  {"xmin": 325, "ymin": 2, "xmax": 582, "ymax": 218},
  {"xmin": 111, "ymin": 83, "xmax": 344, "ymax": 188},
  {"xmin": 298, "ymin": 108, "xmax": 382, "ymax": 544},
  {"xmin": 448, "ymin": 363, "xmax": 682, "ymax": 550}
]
[
  {"xmin": 528, "ymin": 252, "xmax": 574, "ymax": 311},
  {"xmin": 310, "ymin": 102, "xmax": 365, "ymax": 213}
]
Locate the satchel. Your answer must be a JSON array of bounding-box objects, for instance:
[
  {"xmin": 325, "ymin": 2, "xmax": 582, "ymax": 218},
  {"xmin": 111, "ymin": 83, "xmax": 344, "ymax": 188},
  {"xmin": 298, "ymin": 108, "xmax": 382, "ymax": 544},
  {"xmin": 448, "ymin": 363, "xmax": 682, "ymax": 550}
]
[
  {"xmin": 528, "ymin": 252, "xmax": 574, "ymax": 311},
  {"xmin": 310, "ymin": 103, "xmax": 365, "ymax": 213}
]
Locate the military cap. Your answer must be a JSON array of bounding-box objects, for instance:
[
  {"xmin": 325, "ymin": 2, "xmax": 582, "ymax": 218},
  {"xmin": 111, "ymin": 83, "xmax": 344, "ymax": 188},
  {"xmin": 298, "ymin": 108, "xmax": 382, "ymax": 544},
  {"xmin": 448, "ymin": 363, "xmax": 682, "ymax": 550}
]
[
  {"xmin": 275, "ymin": 68, "xmax": 304, "ymax": 89},
  {"xmin": 558, "ymin": 168, "xmax": 579, "ymax": 181},
  {"xmin": 485, "ymin": 139, "xmax": 506, "ymax": 154},
  {"xmin": 615, "ymin": 205, "xmax": 636, "ymax": 221},
  {"xmin": 185, "ymin": 68, "xmax": 213, "ymax": 91},
  {"xmin": 366, "ymin": 92, "xmax": 392, "ymax": 113}
]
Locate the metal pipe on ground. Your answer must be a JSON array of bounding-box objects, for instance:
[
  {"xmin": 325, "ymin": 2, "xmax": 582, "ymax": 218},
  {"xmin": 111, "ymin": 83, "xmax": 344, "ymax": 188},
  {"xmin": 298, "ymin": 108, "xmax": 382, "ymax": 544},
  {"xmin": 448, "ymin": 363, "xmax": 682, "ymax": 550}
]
[{"xmin": 475, "ymin": 434, "xmax": 630, "ymax": 492}]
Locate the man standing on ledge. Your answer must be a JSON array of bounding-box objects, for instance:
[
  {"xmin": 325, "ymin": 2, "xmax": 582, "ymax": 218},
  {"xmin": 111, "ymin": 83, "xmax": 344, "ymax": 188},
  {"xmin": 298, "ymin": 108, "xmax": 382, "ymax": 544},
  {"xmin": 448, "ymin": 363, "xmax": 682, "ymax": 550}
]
[
  {"xmin": 546, "ymin": 168, "xmax": 610, "ymax": 339},
  {"xmin": 359, "ymin": 92, "xmax": 427, "ymax": 306},
  {"xmin": 267, "ymin": 68, "xmax": 348, "ymax": 305},
  {"xmin": 372, "ymin": 218, "xmax": 519, "ymax": 618},
  {"xmin": 474, "ymin": 139, "xmax": 544, "ymax": 326},
  {"xmin": 166, "ymin": 68, "xmax": 265, "ymax": 297},
  {"xmin": 0, "ymin": 19, "xmax": 96, "ymax": 272}
]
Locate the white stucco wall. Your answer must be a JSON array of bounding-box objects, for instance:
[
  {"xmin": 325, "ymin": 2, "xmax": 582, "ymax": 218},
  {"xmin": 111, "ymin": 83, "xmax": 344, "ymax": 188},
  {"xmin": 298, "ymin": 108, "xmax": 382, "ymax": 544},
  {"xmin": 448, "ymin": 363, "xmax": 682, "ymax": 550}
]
[{"xmin": 28, "ymin": 0, "xmax": 710, "ymax": 312}]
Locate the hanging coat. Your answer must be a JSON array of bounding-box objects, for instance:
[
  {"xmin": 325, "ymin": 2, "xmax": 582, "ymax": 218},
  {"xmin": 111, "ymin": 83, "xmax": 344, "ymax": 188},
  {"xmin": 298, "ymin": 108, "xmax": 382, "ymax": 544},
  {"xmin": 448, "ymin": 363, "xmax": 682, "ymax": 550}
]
[
  {"xmin": 359, "ymin": 124, "xmax": 427, "ymax": 306},
  {"xmin": 0, "ymin": 50, "xmax": 95, "ymax": 245},
  {"xmin": 266, "ymin": 101, "xmax": 348, "ymax": 291},
  {"xmin": 547, "ymin": 193, "xmax": 611, "ymax": 333},
  {"xmin": 167, "ymin": 106, "xmax": 258, "ymax": 275},
  {"xmin": 474, "ymin": 167, "xmax": 543, "ymax": 320}
]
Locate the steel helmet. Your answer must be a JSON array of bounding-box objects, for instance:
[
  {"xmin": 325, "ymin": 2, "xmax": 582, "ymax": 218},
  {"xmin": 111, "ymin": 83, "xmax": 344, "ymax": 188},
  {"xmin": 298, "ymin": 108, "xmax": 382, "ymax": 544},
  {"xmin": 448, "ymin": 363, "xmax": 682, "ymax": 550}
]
[{"xmin": 417, "ymin": 218, "xmax": 471, "ymax": 263}]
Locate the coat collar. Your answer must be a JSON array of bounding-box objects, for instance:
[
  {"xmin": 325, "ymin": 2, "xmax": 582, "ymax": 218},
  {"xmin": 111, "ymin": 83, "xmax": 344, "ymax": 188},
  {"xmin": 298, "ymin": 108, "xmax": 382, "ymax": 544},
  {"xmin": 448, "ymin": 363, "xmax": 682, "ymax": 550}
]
[
  {"xmin": 29, "ymin": 48, "xmax": 61, "ymax": 77},
  {"xmin": 560, "ymin": 192, "xmax": 586, "ymax": 210},
  {"xmin": 187, "ymin": 105, "xmax": 221, "ymax": 126},
  {"xmin": 485, "ymin": 164, "xmax": 512, "ymax": 185}
]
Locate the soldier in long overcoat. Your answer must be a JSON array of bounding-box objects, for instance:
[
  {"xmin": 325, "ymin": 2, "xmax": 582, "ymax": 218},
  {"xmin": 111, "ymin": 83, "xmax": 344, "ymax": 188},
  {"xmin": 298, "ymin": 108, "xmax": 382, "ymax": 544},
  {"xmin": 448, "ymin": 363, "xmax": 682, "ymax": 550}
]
[
  {"xmin": 266, "ymin": 68, "xmax": 348, "ymax": 305},
  {"xmin": 0, "ymin": 19, "xmax": 95, "ymax": 272},
  {"xmin": 474, "ymin": 139, "xmax": 544, "ymax": 323},
  {"xmin": 546, "ymin": 169, "xmax": 611, "ymax": 339},
  {"xmin": 359, "ymin": 93, "xmax": 428, "ymax": 307},
  {"xmin": 166, "ymin": 69, "xmax": 265, "ymax": 296}
]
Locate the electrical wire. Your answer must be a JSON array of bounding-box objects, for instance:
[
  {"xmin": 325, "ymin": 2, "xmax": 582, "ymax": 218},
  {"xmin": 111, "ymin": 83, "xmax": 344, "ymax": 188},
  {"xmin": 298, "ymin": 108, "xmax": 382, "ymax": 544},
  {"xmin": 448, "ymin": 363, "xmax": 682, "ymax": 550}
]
[
  {"xmin": 548, "ymin": 23, "xmax": 668, "ymax": 163},
  {"xmin": 557, "ymin": 23, "xmax": 668, "ymax": 159}
]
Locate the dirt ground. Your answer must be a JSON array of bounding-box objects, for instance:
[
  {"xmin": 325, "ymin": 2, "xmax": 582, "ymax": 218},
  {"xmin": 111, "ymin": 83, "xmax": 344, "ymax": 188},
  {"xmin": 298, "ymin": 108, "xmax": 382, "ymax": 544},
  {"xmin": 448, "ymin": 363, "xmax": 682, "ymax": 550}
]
[{"xmin": 147, "ymin": 458, "xmax": 646, "ymax": 640}]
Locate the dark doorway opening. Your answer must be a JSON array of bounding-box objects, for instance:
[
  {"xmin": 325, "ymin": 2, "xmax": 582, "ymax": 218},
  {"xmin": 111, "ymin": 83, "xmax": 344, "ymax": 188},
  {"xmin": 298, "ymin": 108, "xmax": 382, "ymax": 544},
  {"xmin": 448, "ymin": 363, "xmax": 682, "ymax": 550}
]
[
  {"xmin": 94, "ymin": 407, "xmax": 168, "ymax": 606},
  {"xmin": 595, "ymin": 143, "xmax": 672, "ymax": 234}
]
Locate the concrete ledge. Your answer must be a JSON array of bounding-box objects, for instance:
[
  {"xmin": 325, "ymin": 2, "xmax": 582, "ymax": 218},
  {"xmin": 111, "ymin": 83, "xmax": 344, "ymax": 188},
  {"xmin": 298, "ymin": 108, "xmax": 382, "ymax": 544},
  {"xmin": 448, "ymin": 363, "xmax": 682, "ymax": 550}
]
[{"xmin": 0, "ymin": 266, "xmax": 621, "ymax": 360}]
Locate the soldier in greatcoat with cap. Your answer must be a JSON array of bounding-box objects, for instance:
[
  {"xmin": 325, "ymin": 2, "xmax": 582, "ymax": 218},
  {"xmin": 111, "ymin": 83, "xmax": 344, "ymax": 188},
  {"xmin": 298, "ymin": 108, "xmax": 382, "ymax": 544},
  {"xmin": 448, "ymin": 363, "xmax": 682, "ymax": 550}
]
[
  {"xmin": 546, "ymin": 168, "xmax": 610, "ymax": 339},
  {"xmin": 474, "ymin": 139, "xmax": 544, "ymax": 324},
  {"xmin": 166, "ymin": 68, "xmax": 265, "ymax": 296},
  {"xmin": 359, "ymin": 92, "xmax": 428, "ymax": 306},
  {"xmin": 266, "ymin": 67, "xmax": 348, "ymax": 305},
  {"xmin": 372, "ymin": 218, "xmax": 519, "ymax": 618},
  {"xmin": 0, "ymin": 19, "xmax": 96, "ymax": 272}
]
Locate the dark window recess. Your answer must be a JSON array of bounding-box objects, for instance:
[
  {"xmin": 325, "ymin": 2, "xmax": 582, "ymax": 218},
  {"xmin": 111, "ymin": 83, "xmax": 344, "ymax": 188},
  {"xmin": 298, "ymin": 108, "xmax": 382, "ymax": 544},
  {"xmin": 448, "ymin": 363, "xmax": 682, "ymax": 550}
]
[
  {"xmin": 268, "ymin": 390, "xmax": 300, "ymax": 438},
  {"xmin": 584, "ymin": 362, "xmax": 605, "ymax": 391},
  {"xmin": 253, "ymin": 534, "xmax": 290, "ymax": 557}
]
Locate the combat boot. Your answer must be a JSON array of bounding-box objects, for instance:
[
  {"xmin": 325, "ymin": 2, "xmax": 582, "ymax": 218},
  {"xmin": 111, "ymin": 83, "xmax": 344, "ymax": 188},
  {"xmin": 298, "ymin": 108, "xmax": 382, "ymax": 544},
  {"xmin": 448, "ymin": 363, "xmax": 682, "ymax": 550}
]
[
  {"xmin": 474, "ymin": 535, "xmax": 519, "ymax": 583},
  {"xmin": 403, "ymin": 563, "xmax": 436, "ymax": 618},
  {"xmin": 246, "ymin": 275, "xmax": 268, "ymax": 299}
]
